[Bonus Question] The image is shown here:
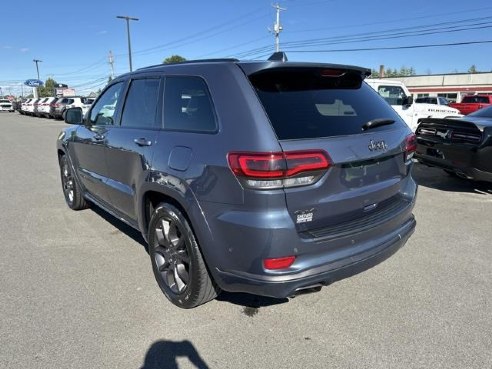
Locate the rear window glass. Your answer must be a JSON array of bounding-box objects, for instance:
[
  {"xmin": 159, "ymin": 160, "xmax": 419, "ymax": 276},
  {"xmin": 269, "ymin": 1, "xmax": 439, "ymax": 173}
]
[
  {"xmin": 462, "ymin": 96, "xmax": 490, "ymax": 103},
  {"xmin": 249, "ymin": 68, "xmax": 403, "ymax": 140},
  {"xmin": 468, "ymin": 105, "xmax": 492, "ymax": 118}
]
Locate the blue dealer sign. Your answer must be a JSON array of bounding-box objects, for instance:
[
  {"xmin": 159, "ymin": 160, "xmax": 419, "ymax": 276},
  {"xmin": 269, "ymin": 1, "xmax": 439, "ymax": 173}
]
[{"xmin": 24, "ymin": 79, "xmax": 44, "ymax": 87}]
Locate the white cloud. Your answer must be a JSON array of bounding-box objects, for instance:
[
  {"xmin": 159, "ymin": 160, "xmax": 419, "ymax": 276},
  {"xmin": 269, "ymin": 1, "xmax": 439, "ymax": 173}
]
[
  {"xmin": 19, "ymin": 48, "xmax": 29, "ymax": 53},
  {"xmin": 97, "ymin": 30, "xmax": 108, "ymax": 35},
  {"xmin": 3, "ymin": 45, "xmax": 12, "ymax": 49}
]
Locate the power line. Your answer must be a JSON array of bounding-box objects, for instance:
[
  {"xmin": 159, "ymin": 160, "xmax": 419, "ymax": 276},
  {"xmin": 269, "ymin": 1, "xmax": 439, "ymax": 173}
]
[
  {"xmin": 49, "ymin": 58, "xmax": 107, "ymax": 77},
  {"xmin": 196, "ymin": 35, "xmax": 271, "ymax": 58},
  {"xmin": 124, "ymin": 7, "xmax": 268, "ymax": 59},
  {"xmin": 231, "ymin": 15, "xmax": 492, "ymax": 59},
  {"xmin": 288, "ymin": 7, "xmax": 492, "ymax": 35},
  {"xmin": 279, "ymin": 17, "xmax": 492, "ymax": 49},
  {"xmin": 286, "ymin": 40, "xmax": 492, "ymax": 53}
]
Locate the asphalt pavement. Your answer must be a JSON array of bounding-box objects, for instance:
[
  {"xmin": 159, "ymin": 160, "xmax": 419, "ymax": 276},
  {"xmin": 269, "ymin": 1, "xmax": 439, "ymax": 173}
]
[{"xmin": 0, "ymin": 112, "xmax": 491, "ymax": 369}]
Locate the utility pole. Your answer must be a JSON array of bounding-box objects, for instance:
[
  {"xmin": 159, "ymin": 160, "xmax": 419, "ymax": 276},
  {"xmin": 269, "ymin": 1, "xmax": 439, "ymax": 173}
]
[
  {"xmin": 108, "ymin": 50, "xmax": 115, "ymax": 79},
  {"xmin": 33, "ymin": 59, "xmax": 42, "ymax": 98},
  {"xmin": 33, "ymin": 59, "xmax": 42, "ymax": 80},
  {"xmin": 272, "ymin": 4, "xmax": 286, "ymax": 52},
  {"xmin": 116, "ymin": 15, "xmax": 139, "ymax": 72}
]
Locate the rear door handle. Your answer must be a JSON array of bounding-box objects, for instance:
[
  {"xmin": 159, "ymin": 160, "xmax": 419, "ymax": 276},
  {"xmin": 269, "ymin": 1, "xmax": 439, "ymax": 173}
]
[{"xmin": 134, "ymin": 138, "xmax": 152, "ymax": 147}]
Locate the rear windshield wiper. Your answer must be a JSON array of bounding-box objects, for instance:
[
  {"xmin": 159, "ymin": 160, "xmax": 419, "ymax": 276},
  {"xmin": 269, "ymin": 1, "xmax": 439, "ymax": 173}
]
[{"xmin": 362, "ymin": 118, "xmax": 395, "ymax": 131}]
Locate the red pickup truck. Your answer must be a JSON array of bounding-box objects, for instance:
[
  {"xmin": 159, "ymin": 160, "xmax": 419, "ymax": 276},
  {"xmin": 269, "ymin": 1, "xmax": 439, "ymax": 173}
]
[{"xmin": 449, "ymin": 94, "xmax": 492, "ymax": 115}]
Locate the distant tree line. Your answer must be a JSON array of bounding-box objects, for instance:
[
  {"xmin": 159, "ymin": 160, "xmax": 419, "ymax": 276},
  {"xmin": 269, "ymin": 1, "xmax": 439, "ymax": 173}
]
[
  {"xmin": 371, "ymin": 64, "xmax": 486, "ymax": 77},
  {"xmin": 371, "ymin": 66, "xmax": 416, "ymax": 78}
]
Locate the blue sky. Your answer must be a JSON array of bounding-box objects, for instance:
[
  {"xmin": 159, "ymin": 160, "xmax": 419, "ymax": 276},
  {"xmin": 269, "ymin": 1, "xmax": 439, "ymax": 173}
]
[{"xmin": 1, "ymin": 0, "xmax": 492, "ymax": 96}]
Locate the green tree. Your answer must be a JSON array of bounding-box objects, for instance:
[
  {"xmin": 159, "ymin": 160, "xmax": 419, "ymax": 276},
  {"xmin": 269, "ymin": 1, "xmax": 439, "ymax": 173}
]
[
  {"xmin": 38, "ymin": 78, "xmax": 57, "ymax": 97},
  {"xmin": 468, "ymin": 65, "xmax": 477, "ymax": 73},
  {"xmin": 370, "ymin": 66, "xmax": 417, "ymax": 78},
  {"xmin": 163, "ymin": 55, "xmax": 187, "ymax": 64}
]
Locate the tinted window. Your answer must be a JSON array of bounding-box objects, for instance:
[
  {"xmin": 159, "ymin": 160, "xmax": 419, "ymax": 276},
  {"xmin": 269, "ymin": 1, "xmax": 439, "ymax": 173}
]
[
  {"xmin": 90, "ymin": 82, "xmax": 125, "ymax": 126},
  {"xmin": 121, "ymin": 78, "xmax": 160, "ymax": 128},
  {"xmin": 250, "ymin": 69, "xmax": 403, "ymax": 140},
  {"xmin": 163, "ymin": 76, "xmax": 217, "ymax": 132}
]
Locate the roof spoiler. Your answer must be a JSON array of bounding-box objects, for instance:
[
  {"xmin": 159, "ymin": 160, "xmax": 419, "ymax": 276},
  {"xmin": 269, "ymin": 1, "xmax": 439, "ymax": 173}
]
[{"xmin": 268, "ymin": 52, "xmax": 288, "ymax": 62}]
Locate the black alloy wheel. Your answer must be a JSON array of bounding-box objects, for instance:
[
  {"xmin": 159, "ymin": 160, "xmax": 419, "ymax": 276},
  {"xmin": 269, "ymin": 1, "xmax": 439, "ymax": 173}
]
[
  {"xmin": 148, "ymin": 203, "xmax": 219, "ymax": 308},
  {"xmin": 59, "ymin": 155, "xmax": 88, "ymax": 210}
]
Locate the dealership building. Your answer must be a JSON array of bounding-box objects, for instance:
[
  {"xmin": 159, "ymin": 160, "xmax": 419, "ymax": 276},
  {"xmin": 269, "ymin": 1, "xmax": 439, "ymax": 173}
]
[{"xmin": 383, "ymin": 72, "xmax": 492, "ymax": 103}]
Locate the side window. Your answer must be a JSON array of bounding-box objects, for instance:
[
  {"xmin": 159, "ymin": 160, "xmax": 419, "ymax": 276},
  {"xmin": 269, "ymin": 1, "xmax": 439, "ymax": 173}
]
[
  {"xmin": 90, "ymin": 82, "xmax": 124, "ymax": 126},
  {"xmin": 121, "ymin": 78, "xmax": 160, "ymax": 128},
  {"xmin": 377, "ymin": 85, "xmax": 407, "ymax": 105},
  {"xmin": 163, "ymin": 76, "xmax": 217, "ymax": 132}
]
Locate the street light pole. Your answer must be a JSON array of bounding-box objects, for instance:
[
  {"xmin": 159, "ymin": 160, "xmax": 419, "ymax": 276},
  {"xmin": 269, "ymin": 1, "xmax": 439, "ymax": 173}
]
[
  {"xmin": 33, "ymin": 59, "xmax": 42, "ymax": 80},
  {"xmin": 116, "ymin": 15, "xmax": 139, "ymax": 72}
]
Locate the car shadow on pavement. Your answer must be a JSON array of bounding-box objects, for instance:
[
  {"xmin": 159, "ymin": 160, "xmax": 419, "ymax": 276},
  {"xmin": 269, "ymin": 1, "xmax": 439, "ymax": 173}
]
[
  {"xmin": 89, "ymin": 205, "xmax": 148, "ymax": 250},
  {"xmin": 87, "ymin": 199, "xmax": 318, "ymax": 313},
  {"xmin": 412, "ymin": 163, "xmax": 492, "ymax": 194},
  {"xmin": 140, "ymin": 340, "xmax": 209, "ymax": 369},
  {"xmin": 217, "ymin": 291, "xmax": 288, "ymax": 310}
]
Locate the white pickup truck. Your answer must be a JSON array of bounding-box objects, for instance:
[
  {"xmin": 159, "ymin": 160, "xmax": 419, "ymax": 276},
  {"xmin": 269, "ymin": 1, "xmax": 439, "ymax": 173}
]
[{"xmin": 365, "ymin": 79, "xmax": 461, "ymax": 131}]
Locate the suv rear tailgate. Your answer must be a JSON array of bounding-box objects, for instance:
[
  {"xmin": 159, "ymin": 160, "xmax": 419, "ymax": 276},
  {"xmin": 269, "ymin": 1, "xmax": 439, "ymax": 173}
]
[{"xmin": 247, "ymin": 66, "xmax": 415, "ymax": 236}]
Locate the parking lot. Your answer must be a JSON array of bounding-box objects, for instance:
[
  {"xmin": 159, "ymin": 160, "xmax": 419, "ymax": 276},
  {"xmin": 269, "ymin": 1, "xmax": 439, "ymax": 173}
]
[{"xmin": 0, "ymin": 112, "xmax": 490, "ymax": 369}]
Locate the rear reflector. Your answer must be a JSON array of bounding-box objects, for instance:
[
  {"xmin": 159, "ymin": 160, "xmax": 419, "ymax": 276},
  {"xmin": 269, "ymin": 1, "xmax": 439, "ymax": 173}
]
[
  {"xmin": 228, "ymin": 150, "xmax": 330, "ymax": 189},
  {"xmin": 405, "ymin": 133, "xmax": 417, "ymax": 161},
  {"xmin": 263, "ymin": 256, "xmax": 296, "ymax": 270}
]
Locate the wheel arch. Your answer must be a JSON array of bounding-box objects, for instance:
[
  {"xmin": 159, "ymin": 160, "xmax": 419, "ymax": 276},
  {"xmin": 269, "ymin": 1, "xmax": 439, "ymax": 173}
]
[{"xmin": 138, "ymin": 184, "xmax": 212, "ymax": 248}]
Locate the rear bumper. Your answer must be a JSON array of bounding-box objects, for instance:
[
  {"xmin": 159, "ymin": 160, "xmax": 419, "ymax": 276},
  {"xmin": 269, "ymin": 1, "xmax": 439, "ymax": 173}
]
[{"xmin": 215, "ymin": 216, "xmax": 416, "ymax": 298}]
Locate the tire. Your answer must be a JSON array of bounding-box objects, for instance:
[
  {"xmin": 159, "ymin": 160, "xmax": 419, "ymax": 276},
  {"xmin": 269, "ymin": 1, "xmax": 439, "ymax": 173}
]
[
  {"xmin": 59, "ymin": 155, "xmax": 88, "ymax": 210},
  {"xmin": 148, "ymin": 203, "xmax": 219, "ymax": 308}
]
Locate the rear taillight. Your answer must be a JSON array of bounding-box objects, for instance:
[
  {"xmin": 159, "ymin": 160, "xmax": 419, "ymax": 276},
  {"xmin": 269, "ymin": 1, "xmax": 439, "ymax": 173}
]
[
  {"xmin": 263, "ymin": 256, "xmax": 296, "ymax": 270},
  {"xmin": 405, "ymin": 133, "xmax": 417, "ymax": 161},
  {"xmin": 451, "ymin": 131, "xmax": 482, "ymax": 143},
  {"xmin": 228, "ymin": 150, "xmax": 330, "ymax": 189}
]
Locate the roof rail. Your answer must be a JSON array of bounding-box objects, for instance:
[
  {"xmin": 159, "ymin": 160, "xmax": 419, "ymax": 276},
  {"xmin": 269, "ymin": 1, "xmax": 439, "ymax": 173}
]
[{"xmin": 138, "ymin": 58, "xmax": 239, "ymax": 71}]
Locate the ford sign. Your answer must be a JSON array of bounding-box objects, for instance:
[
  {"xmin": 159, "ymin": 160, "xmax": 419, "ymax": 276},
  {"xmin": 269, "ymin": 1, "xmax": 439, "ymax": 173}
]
[{"xmin": 24, "ymin": 79, "xmax": 44, "ymax": 87}]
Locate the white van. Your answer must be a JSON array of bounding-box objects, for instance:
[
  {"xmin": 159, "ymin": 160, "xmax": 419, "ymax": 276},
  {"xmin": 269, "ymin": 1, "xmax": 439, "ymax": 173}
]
[{"xmin": 366, "ymin": 79, "xmax": 461, "ymax": 131}]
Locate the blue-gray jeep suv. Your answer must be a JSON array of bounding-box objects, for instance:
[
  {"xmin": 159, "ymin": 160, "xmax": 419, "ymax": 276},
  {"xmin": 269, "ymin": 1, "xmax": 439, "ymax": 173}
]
[{"xmin": 58, "ymin": 53, "xmax": 417, "ymax": 308}]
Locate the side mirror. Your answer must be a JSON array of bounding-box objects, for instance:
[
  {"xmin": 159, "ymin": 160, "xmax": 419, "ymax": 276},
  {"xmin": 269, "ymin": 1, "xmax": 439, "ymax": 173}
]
[
  {"xmin": 64, "ymin": 107, "xmax": 83, "ymax": 125},
  {"xmin": 403, "ymin": 95, "xmax": 413, "ymax": 106}
]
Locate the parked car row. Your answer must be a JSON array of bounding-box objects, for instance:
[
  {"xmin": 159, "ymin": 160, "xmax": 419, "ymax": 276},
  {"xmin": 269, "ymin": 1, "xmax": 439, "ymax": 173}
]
[{"xmin": 19, "ymin": 96, "xmax": 94, "ymax": 119}]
